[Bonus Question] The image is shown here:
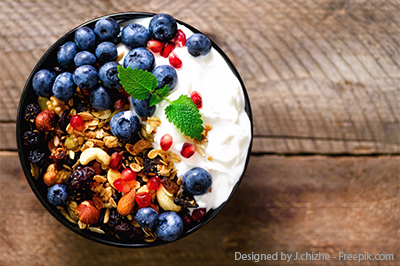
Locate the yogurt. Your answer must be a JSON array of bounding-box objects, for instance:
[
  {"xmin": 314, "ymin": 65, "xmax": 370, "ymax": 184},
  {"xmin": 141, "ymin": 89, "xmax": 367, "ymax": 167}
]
[{"xmin": 117, "ymin": 18, "xmax": 252, "ymax": 211}]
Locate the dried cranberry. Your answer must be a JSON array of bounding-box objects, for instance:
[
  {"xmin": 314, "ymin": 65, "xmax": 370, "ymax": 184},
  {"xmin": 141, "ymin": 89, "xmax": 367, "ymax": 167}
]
[
  {"xmin": 23, "ymin": 130, "xmax": 44, "ymax": 146},
  {"xmin": 66, "ymin": 166, "xmax": 95, "ymax": 191},
  {"xmin": 58, "ymin": 109, "xmax": 70, "ymax": 132},
  {"xmin": 24, "ymin": 103, "xmax": 41, "ymax": 122}
]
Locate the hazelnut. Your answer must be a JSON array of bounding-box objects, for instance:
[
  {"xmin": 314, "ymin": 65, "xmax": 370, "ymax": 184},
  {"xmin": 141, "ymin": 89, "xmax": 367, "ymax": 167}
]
[
  {"xmin": 76, "ymin": 200, "xmax": 100, "ymax": 225},
  {"xmin": 35, "ymin": 110, "xmax": 57, "ymax": 131}
]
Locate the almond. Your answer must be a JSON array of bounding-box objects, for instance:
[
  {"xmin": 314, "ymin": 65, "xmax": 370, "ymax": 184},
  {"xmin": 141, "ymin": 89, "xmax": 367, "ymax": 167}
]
[
  {"xmin": 76, "ymin": 200, "xmax": 100, "ymax": 225},
  {"xmin": 117, "ymin": 188, "xmax": 136, "ymax": 216}
]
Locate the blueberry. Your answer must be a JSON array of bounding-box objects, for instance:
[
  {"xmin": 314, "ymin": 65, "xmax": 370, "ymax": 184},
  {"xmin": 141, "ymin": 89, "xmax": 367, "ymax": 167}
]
[
  {"xmin": 95, "ymin": 42, "xmax": 118, "ymax": 63},
  {"xmin": 149, "ymin": 13, "xmax": 178, "ymax": 42},
  {"xmin": 74, "ymin": 51, "xmax": 97, "ymax": 67},
  {"xmin": 186, "ymin": 33, "xmax": 211, "ymax": 57},
  {"xmin": 57, "ymin": 41, "xmax": 78, "ymax": 68},
  {"xmin": 99, "ymin": 61, "xmax": 121, "ymax": 89},
  {"xmin": 110, "ymin": 110, "xmax": 140, "ymax": 140},
  {"xmin": 74, "ymin": 26, "xmax": 97, "ymax": 52},
  {"xmin": 155, "ymin": 211, "xmax": 183, "ymax": 242},
  {"xmin": 135, "ymin": 207, "xmax": 159, "ymax": 228},
  {"xmin": 32, "ymin": 69, "xmax": 56, "ymax": 97},
  {"xmin": 182, "ymin": 167, "xmax": 212, "ymax": 196},
  {"xmin": 90, "ymin": 85, "xmax": 113, "ymax": 111},
  {"xmin": 47, "ymin": 184, "xmax": 68, "ymax": 206},
  {"xmin": 152, "ymin": 65, "xmax": 178, "ymax": 91},
  {"xmin": 121, "ymin": 23, "xmax": 150, "ymax": 49},
  {"xmin": 52, "ymin": 72, "xmax": 76, "ymax": 102},
  {"xmin": 131, "ymin": 95, "xmax": 155, "ymax": 118},
  {"xmin": 73, "ymin": 65, "xmax": 99, "ymax": 90},
  {"xmin": 94, "ymin": 17, "xmax": 120, "ymax": 43},
  {"xmin": 124, "ymin": 47, "xmax": 155, "ymax": 72}
]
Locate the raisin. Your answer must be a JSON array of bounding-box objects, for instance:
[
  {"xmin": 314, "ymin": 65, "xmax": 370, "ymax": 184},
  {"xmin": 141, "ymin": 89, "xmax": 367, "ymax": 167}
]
[
  {"xmin": 161, "ymin": 177, "xmax": 180, "ymax": 194},
  {"xmin": 58, "ymin": 109, "xmax": 70, "ymax": 132},
  {"xmin": 23, "ymin": 130, "xmax": 44, "ymax": 146},
  {"xmin": 24, "ymin": 103, "xmax": 41, "ymax": 122},
  {"xmin": 114, "ymin": 223, "xmax": 144, "ymax": 239},
  {"xmin": 107, "ymin": 209, "xmax": 122, "ymax": 228},
  {"xmin": 28, "ymin": 148, "xmax": 48, "ymax": 164},
  {"xmin": 174, "ymin": 189, "xmax": 199, "ymax": 208},
  {"xmin": 143, "ymin": 156, "xmax": 161, "ymax": 175},
  {"xmin": 66, "ymin": 166, "xmax": 95, "ymax": 191}
]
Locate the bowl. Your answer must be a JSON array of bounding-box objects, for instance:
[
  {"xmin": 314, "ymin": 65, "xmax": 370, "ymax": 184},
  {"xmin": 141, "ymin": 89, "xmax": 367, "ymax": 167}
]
[{"xmin": 17, "ymin": 12, "xmax": 253, "ymax": 247}]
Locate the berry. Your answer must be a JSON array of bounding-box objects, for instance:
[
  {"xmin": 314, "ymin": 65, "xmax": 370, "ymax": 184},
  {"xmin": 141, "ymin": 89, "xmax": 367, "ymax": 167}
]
[
  {"xmin": 90, "ymin": 85, "xmax": 113, "ymax": 111},
  {"xmin": 73, "ymin": 65, "xmax": 99, "ymax": 90},
  {"xmin": 121, "ymin": 23, "xmax": 151, "ymax": 49},
  {"xmin": 58, "ymin": 109, "xmax": 71, "ymax": 132},
  {"xmin": 23, "ymin": 130, "xmax": 44, "ymax": 146},
  {"xmin": 155, "ymin": 211, "xmax": 183, "ymax": 242},
  {"xmin": 32, "ymin": 69, "xmax": 56, "ymax": 97},
  {"xmin": 70, "ymin": 114, "xmax": 85, "ymax": 131},
  {"xmin": 110, "ymin": 110, "xmax": 140, "ymax": 141},
  {"xmin": 99, "ymin": 61, "xmax": 121, "ymax": 90},
  {"xmin": 160, "ymin": 134, "xmax": 173, "ymax": 151},
  {"xmin": 66, "ymin": 166, "xmax": 95, "ymax": 191},
  {"xmin": 191, "ymin": 208, "xmax": 206, "ymax": 221},
  {"xmin": 113, "ymin": 178, "xmax": 131, "ymax": 193},
  {"xmin": 130, "ymin": 95, "xmax": 155, "ymax": 118},
  {"xmin": 52, "ymin": 72, "xmax": 76, "ymax": 102},
  {"xmin": 47, "ymin": 184, "xmax": 68, "ymax": 206},
  {"xmin": 57, "ymin": 41, "xmax": 78, "ymax": 68},
  {"xmin": 74, "ymin": 26, "xmax": 97, "ymax": 52},
  {"xmin": 186, "ymin": 33, "xmax": 211, "ymax": 57},
  {"xmin": 109, "ymin": 152, "xmax": 122, "ymax": 170},
  {"xmin": 147, "ymin": 176, "xmax": 161, "ymax": 191},
  {"xmin": 74, "ymin": 51, "xmax": 97, "ymax": 67},
  {"xmin": 124, "ymin": 47, "xmax": 155, "ymax": 72},
  {"xmin": 121, "ymin": 168, "xmax": 136, "ymax": 182},
  {"xmin": 149, "ymin": 13, "xmax": 178, "ymax": 42},
  {"xmin": 160, "ymin": 41, "xmax": 175, "ymax": 58},
  {"xmin": 136, "ymin": 192, "xmax": 151, "ymax": 207},
  {"xmin": 168, "ymin": 52, "xmax": 182, "ymax": 69},
  {"xmin": 94, "ymin": 17, "xmax": 120, "ymax": 43},
  {"xmin": 147, "ymin": 39, "xmax": 164, "ymax": 53},
  {"xmin": 152, "ymin": 65, "xmax": 178, "ymax": 91},
  {"xmin": 191, "ymin": 91, "xmax": 202, "ymax": 109},
  {"xmin": 28, "ymin": 148, "xmax": 48, "ymax": 164},
  {"xmin": 180, "ymin": 143, "xmax": 196, "ymax": 158},
  {"xmin": 182, "ymin": 214, "xmax": 194, "ymax": 227},
  {"xmin": 95, "ymin": 42, "xmax": 118, "ymax": 63},
  {"xmin": 182, "ymin": 167, "xmax": 212, "ymax": 196},
  {"xmin": 135, "ymin": 207, "xmax": 158, "ymax": 228},
  {"xmin": 24, "ymin": 103, "xmax": 41, "ymax": 122},
  {"xmin": 174, "ymin": 29, "xmax": 186, "ymax": 47}
]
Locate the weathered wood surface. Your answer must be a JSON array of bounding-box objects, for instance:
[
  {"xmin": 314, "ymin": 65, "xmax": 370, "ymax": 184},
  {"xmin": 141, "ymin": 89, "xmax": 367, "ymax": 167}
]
[
  {"xmin": 1, "ymin": 153, "xmax": 399, "ymax": 266},
  {"xmin": 0, "ymin": 0, "xmax": 399, "ymax": 154},
  {"xmin": 1, "ymin": 0, "xmax": 399, "ymax": 265}
]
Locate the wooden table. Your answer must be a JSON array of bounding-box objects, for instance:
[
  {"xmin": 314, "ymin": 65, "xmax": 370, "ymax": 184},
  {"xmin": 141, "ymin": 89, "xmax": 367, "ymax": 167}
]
[{"xmin": 1, "ymin": 0, "xmax": 399, "ymax": 265}]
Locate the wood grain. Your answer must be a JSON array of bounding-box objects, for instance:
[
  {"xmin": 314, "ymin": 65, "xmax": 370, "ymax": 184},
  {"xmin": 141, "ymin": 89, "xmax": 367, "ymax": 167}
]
[{"xmin": 1, "ymin": 152, "xmax": 399, "ymax": 266}]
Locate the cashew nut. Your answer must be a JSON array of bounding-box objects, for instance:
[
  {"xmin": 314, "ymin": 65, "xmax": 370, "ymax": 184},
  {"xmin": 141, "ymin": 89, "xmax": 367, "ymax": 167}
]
[
  {"xmin": 79, "ymin": 147, "xmax": 110, "ymax": 170},
  {"xmin": 156, "ymin": 185, "xmax": 181, "ymax": 212}
]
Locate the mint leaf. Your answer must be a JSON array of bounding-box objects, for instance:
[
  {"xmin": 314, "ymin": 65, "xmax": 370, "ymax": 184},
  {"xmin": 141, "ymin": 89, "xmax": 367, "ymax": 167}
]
[
  {"xmin": 149, "ymin": 85, "xmax": 170, "ymax": 107},
  {"xmin": 117, "ymin": 66, "xmax": 157, "ymax": 100},
  {"xmin": 165, "ymin": 95, "xmax": 203, "ymax": 140}
]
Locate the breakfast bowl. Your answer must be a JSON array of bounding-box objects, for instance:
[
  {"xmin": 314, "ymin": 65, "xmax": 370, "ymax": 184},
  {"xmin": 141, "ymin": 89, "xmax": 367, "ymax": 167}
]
[{"xmin": 16, "ymin": 12, "xmax": 253, "ymax": 247}]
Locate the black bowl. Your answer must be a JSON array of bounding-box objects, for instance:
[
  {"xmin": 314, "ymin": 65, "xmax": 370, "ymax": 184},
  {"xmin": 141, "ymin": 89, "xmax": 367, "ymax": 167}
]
[{"xmin": 17, "ymin": 12, "xmax": 253, "ymax": 247}]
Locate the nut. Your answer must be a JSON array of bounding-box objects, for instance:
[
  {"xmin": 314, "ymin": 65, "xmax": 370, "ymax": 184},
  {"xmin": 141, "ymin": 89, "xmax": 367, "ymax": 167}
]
[
  {"xmin": 43, "ymin": 163, "xmax": 65, "ymax": 186},
  {"xmin": 76, "ymin": 200, "xmax": 100, "ymax": 225},
  {"xmin": 117, "ymin": 188, "xmax": 136, "ymax": 216},
  {"xmin": 79, "ymin": 147, "xmax": 110, "ymax": 170},
  {"xmin": 35, "ymin": 110, "xmax": 57, "ymax": 131}
]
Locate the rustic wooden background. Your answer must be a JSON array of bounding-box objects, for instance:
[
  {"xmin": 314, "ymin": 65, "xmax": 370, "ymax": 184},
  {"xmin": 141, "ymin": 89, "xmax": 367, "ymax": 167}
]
[{"xmin": 1, "ymin": 0, "xmax": 399, "ymax": 265}]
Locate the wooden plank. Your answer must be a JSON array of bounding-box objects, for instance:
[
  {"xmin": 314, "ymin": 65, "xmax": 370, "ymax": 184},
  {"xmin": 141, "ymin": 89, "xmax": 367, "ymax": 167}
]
[{"xmin": 1, "ymin": 153, "xmax": 399, "ymax": 265}]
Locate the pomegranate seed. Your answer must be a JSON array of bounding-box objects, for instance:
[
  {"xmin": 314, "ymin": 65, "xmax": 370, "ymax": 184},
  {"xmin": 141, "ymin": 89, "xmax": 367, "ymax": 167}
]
[
  {"xmin": 147, "ymin": 39, "xmax": 164, "ymax": 53},
  {"xmin": 169, "ymin": 52, "xmax": 182, "ymax": 69},
  {"xmin": 121, "ymin": 168, "xmax": 136, "ymax": 182},
  {"xmin": 191, "ymin": 208, "xmax": 206, "ymax": 221},
  {"xmin": 147, "ymin": 176, "xmax": 161, "ymax": 190},
  {"xmin": 160, "ymin": 134, "xmax": 173, "ymax": 151},
  {"xmin": 182, "ymin": 214, "xmax": 194, "ymax": 226},
  {"xmin": 181, "ymin": 143, "xmax": 196, "ymax": 158},
  {"xmin": 70, "ymin": 114, "xmax": 85, "ymax": 131},
  {"xmin": 113, "ymin": 178, "xmax": 131, "ymax": 193},
  {"xmin": 174, "ymin": 29, "xmax": 186, "ymax": 47},
  {"xmin": 190, "ymin": 91, "xmax": 203, "ymax": 109},
  {"xmin": 160, "ymin": 42, "xmax": 176, "ymax": 58},
  {"xmin": 136, "ymin": 192, "xmax": 151, "ymax": 207},
  {"xmin": 113, "ymin": 98, "xmax": 126, "ymax": 110},
  {"xmin": 109, "ymin": 152, "xmax": 122, "ymax": 170}
]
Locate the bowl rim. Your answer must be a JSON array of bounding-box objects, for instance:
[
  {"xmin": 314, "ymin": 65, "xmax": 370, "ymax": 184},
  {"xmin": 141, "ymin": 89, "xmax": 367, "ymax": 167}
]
[{"xmin": 16, "ymin": 11, "xmax": 253, "ymax": 248}]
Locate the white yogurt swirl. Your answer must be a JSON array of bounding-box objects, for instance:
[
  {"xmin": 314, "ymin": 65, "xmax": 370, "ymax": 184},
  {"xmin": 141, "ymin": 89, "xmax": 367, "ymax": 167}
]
[{"xmin": 117, "ymin": 17, "xmax": 252, "ymax": 211}]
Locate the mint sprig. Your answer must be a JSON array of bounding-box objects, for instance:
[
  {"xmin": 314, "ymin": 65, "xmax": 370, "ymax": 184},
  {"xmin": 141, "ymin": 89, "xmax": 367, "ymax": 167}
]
[{"xmin": 118, "ymin": 66, "xmax": 204, "ymax": 140}]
